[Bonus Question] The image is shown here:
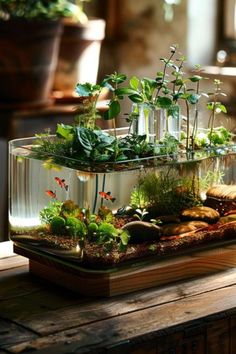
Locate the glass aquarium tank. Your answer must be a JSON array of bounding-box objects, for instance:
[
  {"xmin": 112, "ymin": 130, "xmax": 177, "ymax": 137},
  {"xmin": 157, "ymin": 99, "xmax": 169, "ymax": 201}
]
[
  {"xmin": 8, "ymin": 45, "xmax": 236, "ymax": 295},
  {"xmin": 9, "ymin": 132, "xmax": 236, "ymax": 269}
]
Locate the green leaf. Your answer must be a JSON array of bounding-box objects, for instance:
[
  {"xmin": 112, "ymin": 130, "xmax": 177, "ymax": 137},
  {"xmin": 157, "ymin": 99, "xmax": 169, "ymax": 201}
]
[
  {"xmin": 207, "ymin": 102, "xmax": 214, "ymax": 111},
  {"xmin": 105, "ymin": 100, "xmax": 121, "ymax": 120},
  {"xmin": 173, "ymin": 92, "xmax": 183, "ymax": 101},
  {"xmin": 167, "ymin": 105, "xmax": 180, "ymax": 119},
  {"xmin": 115, "ymin": 88, "xmax": 137, "ymax": 96},
  {"xmin": 103, "ymin": 73, "xmax": 127, "ymax": 85},
  {"xmin": 56, "ymin": 124, "xmax": 74, "ymax": 141},
  {"xmin": 75, "ymin": 83, "xmax": 99, "ymax": 96},
  {"xmin": 128, "ymin": 94, "xmax": 144, "ymax": 103},
  {"xmin": 187, "ymin": 94, "xmax": 200, "ymax": 104},
  {"xmin": 156, "ymin": 71, "xmax": 164, "ymax": 80},
  {"xmin": 120, "ymin": 231, "xmax": 130, "ymax": 245},
  {"xmin": 142, "ymin": 77, "xmax": 158, "ymax": 89},
  {"xmin": 114, "ymin": 74, "xmax": 127, "ymax": 84},
  {"xmin": 101, "ymin": 81, "xmax": 114, "ymax": 91},
  {"xmin": 76, "ymin": 127, "xmax": 95, "ymax": 153},
  {"xmin": 130, "ymin": 76, "xmax": 140, "ymax": 90},
  {"xmin": 173, "ymin": 79, "xmax": 184, "ymax": 86},
  {"xmin": 156, "ymin": 96, "xmax": 172, "ymax": 109},
  {"xmin": 218, "ymin": 104, "xmax": 227, "ymax": 113},
  {"xmin": 162, "ymin": 88, "xmax": 171, "ymax": 95},
  {"xmin": 189, "ymin": 75, "xmax": 202, "ymax": 82}
]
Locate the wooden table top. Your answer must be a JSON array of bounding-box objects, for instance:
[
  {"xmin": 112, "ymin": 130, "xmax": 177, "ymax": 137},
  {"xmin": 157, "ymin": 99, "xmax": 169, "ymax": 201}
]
[{"xmin": 2, "ymin": 241, "xmax": 236, "ymax": 354}]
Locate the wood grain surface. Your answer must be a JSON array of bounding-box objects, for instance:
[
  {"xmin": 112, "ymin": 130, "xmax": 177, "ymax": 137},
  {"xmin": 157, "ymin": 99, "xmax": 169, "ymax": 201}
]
[{"xmin": 2, "ymin": 242, "xmax": 236, "ymax": 353}]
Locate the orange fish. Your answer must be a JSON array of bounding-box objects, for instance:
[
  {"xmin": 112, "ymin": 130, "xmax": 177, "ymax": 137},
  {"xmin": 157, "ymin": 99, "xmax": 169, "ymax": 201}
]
[
  {"xmin": 99, "ymin": 191, "xmax": 116, "ymax": 203},
  {"xmin": 46, "ymin": 190, "xmax": 57, "ymax": 199},
  {"xmin": 54, "ymin": 177, "xmax": 68, "ymax": 191}
]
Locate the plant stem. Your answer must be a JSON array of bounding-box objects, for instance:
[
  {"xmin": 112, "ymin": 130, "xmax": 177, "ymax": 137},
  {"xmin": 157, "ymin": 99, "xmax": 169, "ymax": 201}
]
[
  {"xmin": 172, "ymin": 58, "xmax": 185, "ymax": 98},
  {"xmin": 185, "ymin": 100, "xmax": 190, "ymax": 151},
  {"xmin": 112, "ymin": 118, "xmax": 117, "ymax": 138},
  {"xmin": 208, "ymin": 106, "xmax": 215, "ymax": 148},
  {"xmin": 155, "ymin": 48, "xmax": 176, "ymax": 99},
  {"xmin": 191, "ymin": 80, "xmax": 200, "ymax": 149},
  {"xmin": 208, "ymin": 83, "xmax": 217, "ymax": 147}
]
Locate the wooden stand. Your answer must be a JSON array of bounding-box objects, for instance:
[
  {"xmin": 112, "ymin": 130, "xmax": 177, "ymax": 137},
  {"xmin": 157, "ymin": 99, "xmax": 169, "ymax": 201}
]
[{"xmin": 14, "ymin": 241, "xmax": 236, "ymax": 297}]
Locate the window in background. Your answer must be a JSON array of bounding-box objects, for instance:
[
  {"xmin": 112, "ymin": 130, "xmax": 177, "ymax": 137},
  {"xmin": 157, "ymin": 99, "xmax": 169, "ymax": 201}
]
[{"xmin": 187, "ymin": 0, "xmax": 219, "ymax": 66}]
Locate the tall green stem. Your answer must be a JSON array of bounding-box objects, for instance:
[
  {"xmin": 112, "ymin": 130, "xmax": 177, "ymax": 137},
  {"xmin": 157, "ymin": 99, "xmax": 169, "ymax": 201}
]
[
  {"xmin": 191, "ymin": 81, "xmax": 200, "ymax": 150},
  {"xmin": 185, "ymin": 100, "xmax": 190, "ymax": 151},
  {"xmin": 155, "ymin": 48, "xmax": 176, "ymax": 99}
]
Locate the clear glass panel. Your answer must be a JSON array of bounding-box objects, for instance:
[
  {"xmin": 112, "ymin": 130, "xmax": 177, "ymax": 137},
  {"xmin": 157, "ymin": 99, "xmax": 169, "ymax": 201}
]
[{"xmin": 9, "ymin": 136, "xmax": 236, "ymax": 267}]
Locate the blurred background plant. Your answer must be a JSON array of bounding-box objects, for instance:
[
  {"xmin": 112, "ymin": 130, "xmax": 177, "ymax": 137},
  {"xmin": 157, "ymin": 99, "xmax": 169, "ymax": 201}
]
[{"xmin": 0, "ymin": 0, "xmax": 71, "ymax": 20}]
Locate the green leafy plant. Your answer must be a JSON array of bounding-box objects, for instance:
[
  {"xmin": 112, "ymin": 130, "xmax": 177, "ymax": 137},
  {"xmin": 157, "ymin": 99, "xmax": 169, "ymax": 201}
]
[
  {"xmin": 75, "ymin": 83, "xmax": 102, "ymax": 129},
  {"xmin": 32, "ymin": 45, "xmax": 233, "ymax": 169},
  {"xmin": 115, "ymin": 46, "xmax": 179, "ymax": 110},
  {"xmin": 157, "ymin": 133, "xmax": 180, "ymax": 155},
  {"xmin": 130, "ymin": 169, "xmax": 202, "ymax": 216},
  {"xmin": 39, "ymin": 200, "xmax": 63, "ymax": 225},
  {"xmin": 101, "ymin": 72, "xmax": 127, "ymax": 137},
  {"xmin": 194, "ymin": 126, "xmax": 232, "ymax": 149},
  {"xmin": 65, "ymin": 217, "xmax": 86, "ymax": 237},
  {"xmin": 39, "ymin": 196, "xmax": 130, "ymax": 253},
  {"xmin": 0, "ymin": 0, "xmax": 72, "ymax": 20},
  {"xmin": 94, "ymin": 222, "xmax": 130, "ymax": 253},
  {"xmin": 207, "ymin": 79, "xmax": 227, "ymax": 146}
]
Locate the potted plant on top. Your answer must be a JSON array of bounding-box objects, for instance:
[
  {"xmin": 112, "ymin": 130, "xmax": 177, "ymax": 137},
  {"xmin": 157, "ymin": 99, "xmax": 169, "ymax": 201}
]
[{"xmin": 0, "ymin": 0, "xmax": 72, "ymax": 108}]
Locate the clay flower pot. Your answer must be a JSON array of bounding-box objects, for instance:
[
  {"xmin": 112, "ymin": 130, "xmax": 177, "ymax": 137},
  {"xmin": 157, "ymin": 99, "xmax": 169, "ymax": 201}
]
[
  {"xmin": 0, "ymin": 19, "xmax": 63, "ymax": 108},
  {"xmin": 53, "ymin": 18, "xmax": 105, "ymax": 96}
]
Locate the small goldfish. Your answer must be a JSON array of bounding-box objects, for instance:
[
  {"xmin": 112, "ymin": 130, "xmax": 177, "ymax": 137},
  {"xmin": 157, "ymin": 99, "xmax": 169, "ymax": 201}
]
[
  {"xmin": 46, "ymin": 190, "xmax": 57, "ymax": 199},
  {"xmin": 99, "ymin": 191, "xmax": 116, "ymax": 203},
  {"xmin": 54, "ymin": 177, "xmax": 68, "ymax": 191}
]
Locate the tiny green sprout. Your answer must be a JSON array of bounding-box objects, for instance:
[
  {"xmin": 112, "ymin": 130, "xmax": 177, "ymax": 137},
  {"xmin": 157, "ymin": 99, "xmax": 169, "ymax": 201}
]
[
  {"xmin": 134, "ymin": 208, "xmax": 149, "ymax": 221},
  {"xmin": 150, "ymin": 219, "xmax": 163, "ymax": 225},
  {"xmin": 148, "ymin": 244, "xmax": 157, "ymax": 252}
]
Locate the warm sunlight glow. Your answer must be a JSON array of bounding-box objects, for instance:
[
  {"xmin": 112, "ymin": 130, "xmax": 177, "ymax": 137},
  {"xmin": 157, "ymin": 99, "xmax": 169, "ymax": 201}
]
[{"xmin": 76, "ymin": 244, "xmax": 81, "ymax": 253}]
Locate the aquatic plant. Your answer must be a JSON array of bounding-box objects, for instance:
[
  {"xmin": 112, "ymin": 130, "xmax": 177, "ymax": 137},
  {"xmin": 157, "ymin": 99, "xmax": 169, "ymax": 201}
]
[
  {"xmin": 50, "ymin": 216, "xmax": 66, "ymax": 235},
  {"xmin": 95, "ymin": 222, "xmax": 130, "ymax": 252},
  {"xmin": 199, "ymin": 169, "xmax": 225, "ymax": 191},
  {"xmin": 39, "ymin": 195, "xmax": 130, "ymax": 253},
  {"xmin": 39, "ymin": 200, "xmax": 63, "ymax": 225},
  {"xmin": 65, "ymin": 217, "xmax": 86, "ymax": 237},
  {"xmin": 130, "ymin": 169, "xmax": 202, "ymax": 216}
]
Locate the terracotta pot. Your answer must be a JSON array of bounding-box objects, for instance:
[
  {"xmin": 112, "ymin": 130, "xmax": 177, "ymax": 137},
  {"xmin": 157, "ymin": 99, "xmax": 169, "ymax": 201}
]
[
  {"xmin": 53, "ymin": 18, "xmax": 105, "ymax": 95},
  {"xmin": 0, "ymin": 19, "xmax": 62, "ymax": 108}
]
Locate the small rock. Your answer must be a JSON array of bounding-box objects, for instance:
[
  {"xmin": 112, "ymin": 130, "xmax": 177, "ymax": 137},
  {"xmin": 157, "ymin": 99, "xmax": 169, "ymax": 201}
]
[
  {"xmin": 162, "ymin": 221, "xmax": 209, "ymax": 237},
  {"xmin": 122, "ymin": 221, "xmax": 161, "ymax": 244},
  {"xmin": 180, "ymin": 206, "xmax": 220, "ymax": 224}
]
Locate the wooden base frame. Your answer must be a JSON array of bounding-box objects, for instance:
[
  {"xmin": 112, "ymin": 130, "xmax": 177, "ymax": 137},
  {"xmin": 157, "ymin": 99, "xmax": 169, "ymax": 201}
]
[{"xmin": 14, "ymin": 241, "xmax": 236, "ymax": 297}]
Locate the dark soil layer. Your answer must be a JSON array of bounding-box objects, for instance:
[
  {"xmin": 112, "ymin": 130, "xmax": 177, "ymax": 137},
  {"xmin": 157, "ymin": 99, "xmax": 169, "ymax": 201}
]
[{"xmin": 11, "ymin": 221, "xmax": 236, "ymax": 268}]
